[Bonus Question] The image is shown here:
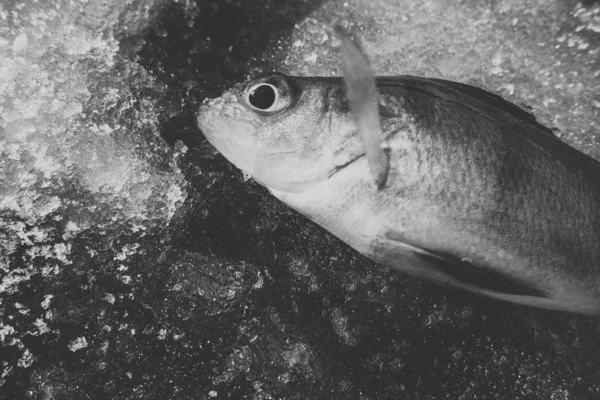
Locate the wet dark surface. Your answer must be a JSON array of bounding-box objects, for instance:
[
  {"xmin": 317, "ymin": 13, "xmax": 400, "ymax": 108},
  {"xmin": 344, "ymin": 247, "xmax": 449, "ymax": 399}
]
[
  {"xmin": 135, "ymin": 0, "xmax": 325, "ymax": 148},
  {"xmin": 1, "ymin": 0, "xmax": 600, "ymax": 399}
]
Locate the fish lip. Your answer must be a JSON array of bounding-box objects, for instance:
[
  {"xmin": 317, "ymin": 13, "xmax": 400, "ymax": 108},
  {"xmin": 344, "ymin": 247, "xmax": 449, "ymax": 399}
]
[
  {"xmin": 196, "ymin": 107, "xmax": 207, "ymax": 128},
  {"xmin": 196, "ymin": 105, "xmax": 214, "ymax": 130},
  {"xmin": 197, "ymin": 104, "xmax": 210, "ymax": 116}
]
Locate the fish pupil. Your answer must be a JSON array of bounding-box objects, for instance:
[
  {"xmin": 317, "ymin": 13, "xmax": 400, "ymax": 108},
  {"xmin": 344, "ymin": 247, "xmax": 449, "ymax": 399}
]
[{"xmin": 249, "ymin": 84, "xmax": 276, "ymax": 110}]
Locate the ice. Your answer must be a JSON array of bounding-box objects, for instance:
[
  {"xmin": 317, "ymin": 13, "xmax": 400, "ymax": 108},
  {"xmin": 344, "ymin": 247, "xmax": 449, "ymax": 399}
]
[
  {"xmin": 1, "ymin": 0, "xmax": 186, "ymax": 389},
  {"xmin": 2, "ymin": 0, "xmax": 600, "ymax": 398},
  {"xmin": 68, "ymin": 337, "xmax": 88, "ymax": 352},
  {"xmin": 0, "ymin": 0, "xmax": 185, "ymax": 226},
  {"xmin": 11, "ymin": 34, "xmax": 28, "ymax": 54}
]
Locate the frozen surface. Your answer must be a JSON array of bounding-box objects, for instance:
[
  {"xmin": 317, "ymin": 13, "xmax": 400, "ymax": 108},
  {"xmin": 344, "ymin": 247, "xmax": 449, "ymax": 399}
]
[
  {"xmin": 1, "ymin": 0, "xmax": 600, "ymax": 399},
  {"xmin": 0, "ymin": 0, "xmax": 188, "ymax": 396}
]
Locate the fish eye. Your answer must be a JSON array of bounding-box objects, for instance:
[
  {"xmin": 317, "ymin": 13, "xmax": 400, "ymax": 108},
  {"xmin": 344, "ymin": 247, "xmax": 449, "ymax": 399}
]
[
  {"xmin": 242, "ymin": 74, "xmax": 293, "ymax": 115},
  {"xmin": 248, "ymin": 84, "xmax": 277, "ymax": 110}
]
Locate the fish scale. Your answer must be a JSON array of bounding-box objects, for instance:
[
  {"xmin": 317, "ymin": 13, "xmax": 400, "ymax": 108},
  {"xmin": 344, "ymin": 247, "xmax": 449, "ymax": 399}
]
[{"xmin": 197, "ymin": 70, "xmax": 600, "ymax": 315}]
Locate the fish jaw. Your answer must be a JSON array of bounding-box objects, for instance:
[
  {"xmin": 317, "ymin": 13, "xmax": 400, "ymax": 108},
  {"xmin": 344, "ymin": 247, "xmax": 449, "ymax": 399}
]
[
  {"xmin": 198, "ymin": 98, "xmax": 331, "ymax": 193},
  {"xmin": 196, "ymin": 74, "xmax": 365, "ymax": 193},
  {"xmin": 197, "ymin": 90, "xmax": 262, "ymax": 178}
]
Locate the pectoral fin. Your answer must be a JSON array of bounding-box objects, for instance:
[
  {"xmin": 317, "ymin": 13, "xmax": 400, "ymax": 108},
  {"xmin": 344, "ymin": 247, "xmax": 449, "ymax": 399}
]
[
  {"xmin": 372, "ymin": 232, "xmax": 600, "ymax": 314},
  {"xmin": 410, "ymin": 247, "xmax": 547, "ymax": 298},
  {"xmin": 335, "ymin": 24, "xmax": 390, "ymax": 189},
  {"xmin": 373, "ymin": 233, "xmax": 548, "ymax": 299}
]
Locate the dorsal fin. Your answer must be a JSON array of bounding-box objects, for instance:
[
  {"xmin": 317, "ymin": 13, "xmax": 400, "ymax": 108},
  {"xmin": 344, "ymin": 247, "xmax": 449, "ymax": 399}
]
[{"xmin": 376, "ymin": 75, "xmax": 557, "ymax": 139}]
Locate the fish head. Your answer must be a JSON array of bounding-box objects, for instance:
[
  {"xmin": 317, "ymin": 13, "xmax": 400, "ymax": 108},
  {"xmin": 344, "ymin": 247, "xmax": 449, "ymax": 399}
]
[{"xmin": 197, "ymin": 73, "xmax": 362, "ymax": 193}]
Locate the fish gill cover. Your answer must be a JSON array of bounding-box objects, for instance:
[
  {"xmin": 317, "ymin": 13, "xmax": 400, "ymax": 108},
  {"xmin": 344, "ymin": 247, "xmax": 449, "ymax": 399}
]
[{"xmin": 0, "ymin": 0, "xmax": 600, "ymax": 399}]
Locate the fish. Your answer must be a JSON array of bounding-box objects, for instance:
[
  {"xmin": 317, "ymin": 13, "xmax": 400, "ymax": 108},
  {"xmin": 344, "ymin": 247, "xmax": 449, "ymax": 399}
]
[{"xmin": 196, "ymin": 40, "xmax": 600, "ymax": 315}]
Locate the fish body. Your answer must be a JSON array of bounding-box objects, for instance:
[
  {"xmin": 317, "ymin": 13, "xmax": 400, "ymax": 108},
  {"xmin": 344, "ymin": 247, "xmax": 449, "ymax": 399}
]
[{"xmin": 197, "ymin": 72, "xmax": 600, "ymax": 315}]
